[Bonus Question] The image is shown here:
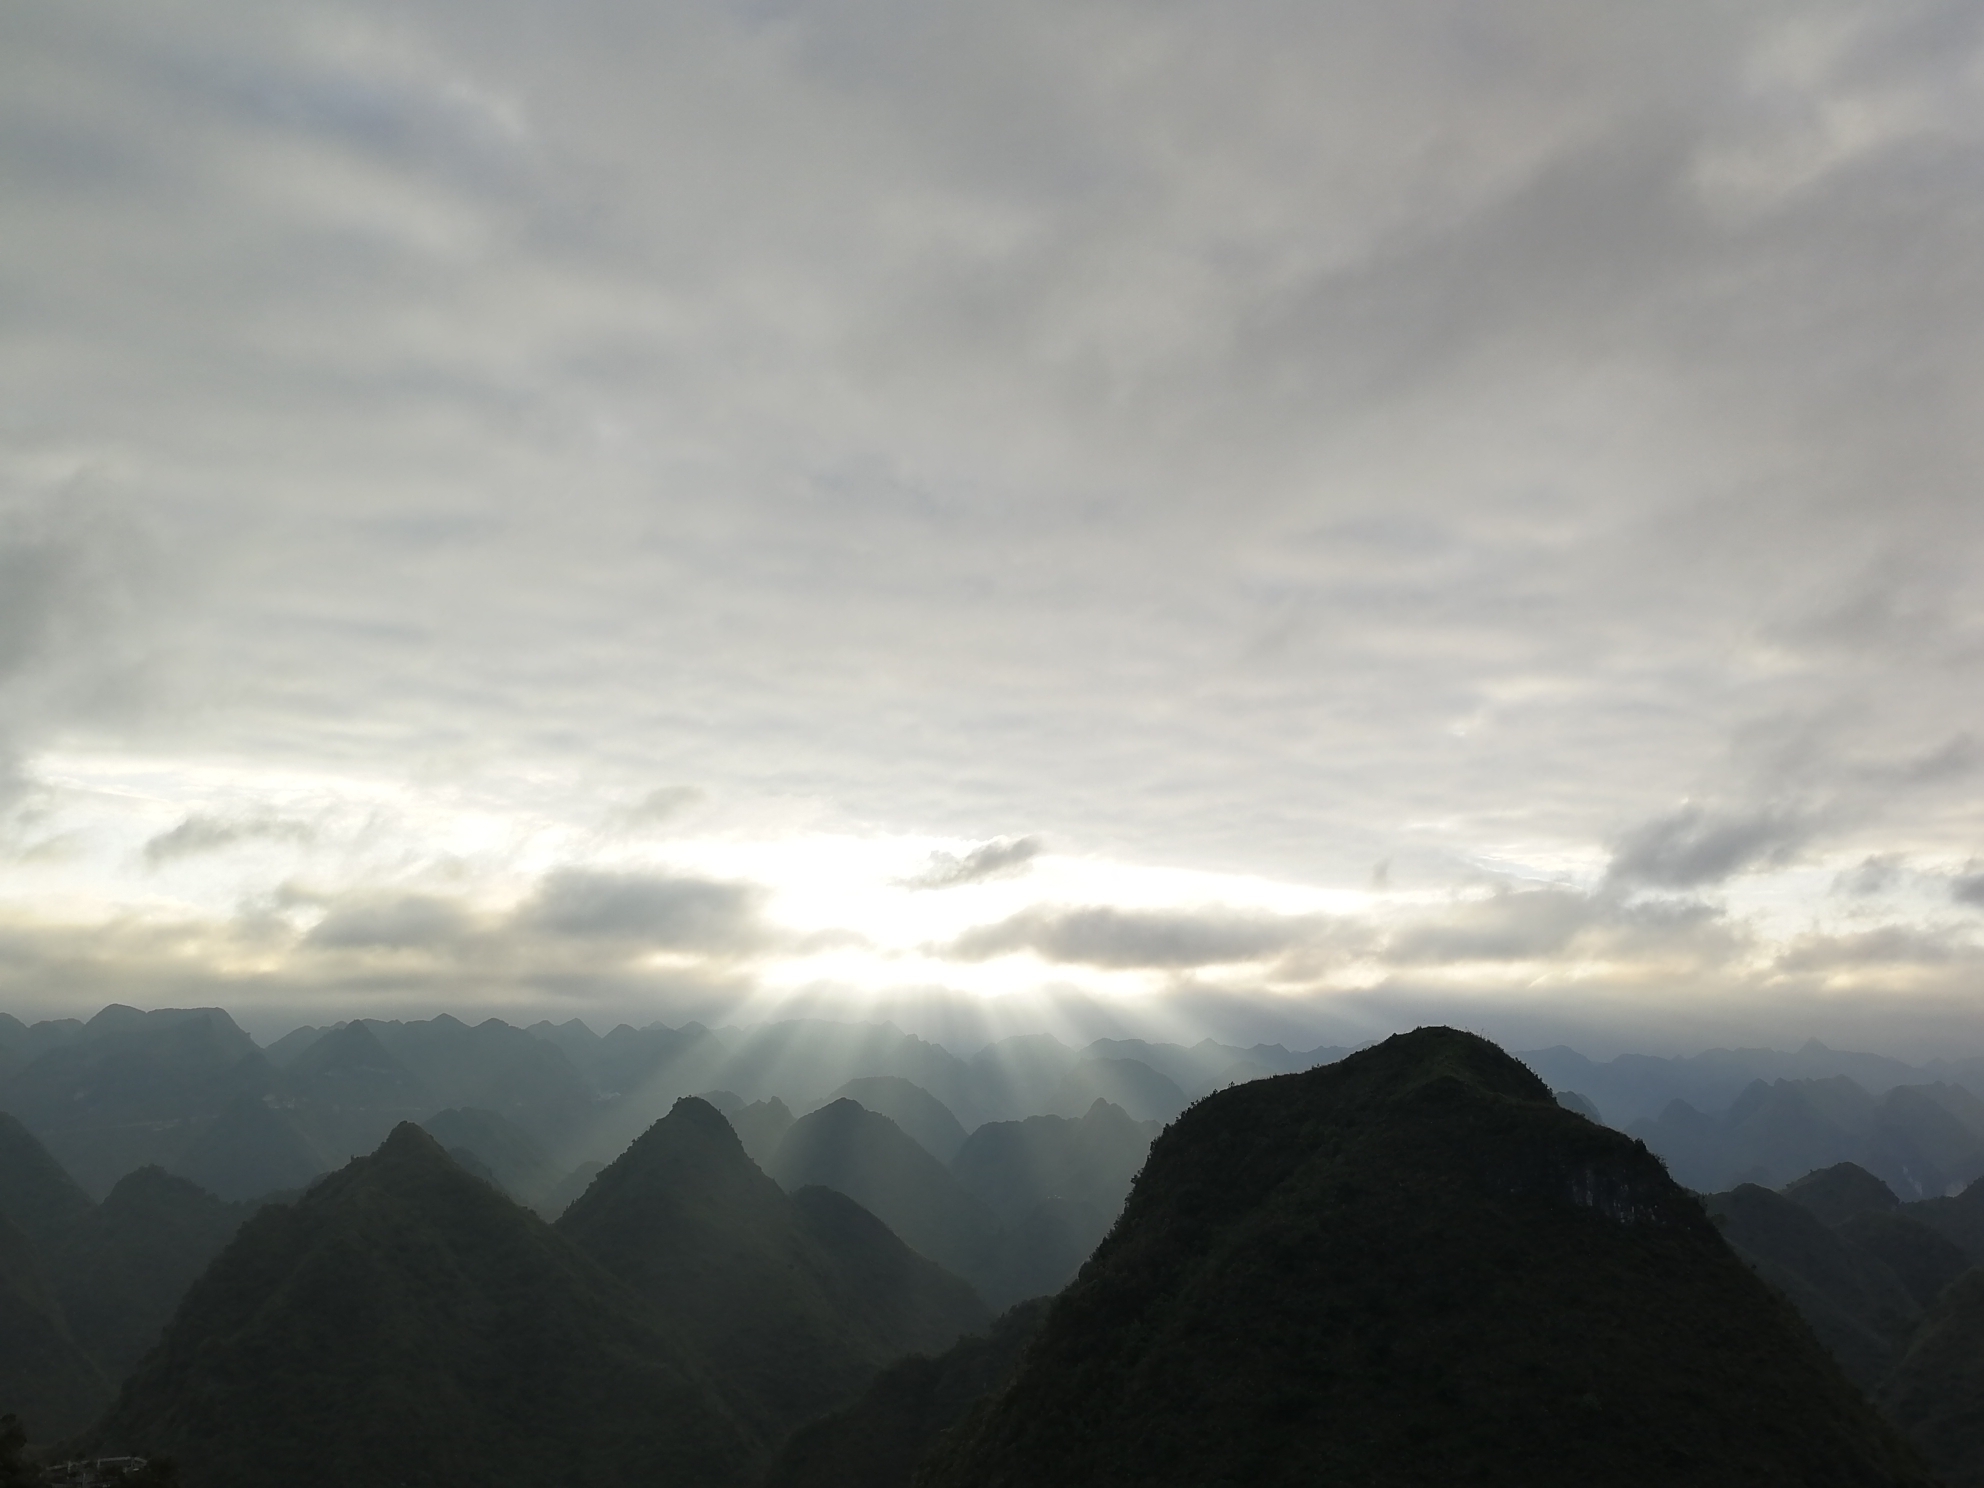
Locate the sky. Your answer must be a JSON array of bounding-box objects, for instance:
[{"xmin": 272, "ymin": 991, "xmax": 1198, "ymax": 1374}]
[{"xmin": 3, "ymin": 0, "xmax": 1984, "ymax": 1056}]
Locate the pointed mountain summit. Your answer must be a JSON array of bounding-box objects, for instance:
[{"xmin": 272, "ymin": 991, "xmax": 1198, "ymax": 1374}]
[
  {"xmin": 97, "ymin": 1122, "xmax": 755, "ymax": 1488},
  {"xmin": 559, "ymin": 1097, "xmax": 987, "ymax": 1438},
  {"xmin": 1705, "ymin": 1182, "xmax": 1918, "ymax": 1389},
  {"xmin": 53, "ymin": 1166, "xmax": 256, "ymax": 1384},
  {"xmin": 819, "ymin": 1078, "xmax": 970, "ymax": 1163},
  {"xmin": 769, "ymin": 1099, "xmax": 1000, "ymax": 1289},
  {"xmin": 921, "ymin": 1027, "xmax": 1932, "ymax": 1487},
  {"xmin": 1785, "ymin": 1162, "xmax": 1902, "ymax": 1228}
]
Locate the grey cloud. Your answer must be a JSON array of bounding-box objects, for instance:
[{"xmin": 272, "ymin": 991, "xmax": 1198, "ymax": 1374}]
[
  {"xmin": 1605, "ymin": 803, "xmax": 1818, "ymax": 889},
  {"xmin": 621, "ymin": 787, "xmax": 708, "ymax": 826},
  {"xmin": 1776, "ymin": 925, "xmax": 1982, "ymax": 973},
  {"xmin": 516, "ymin": 869, "xmax": 769, "ymax": 954},
  {"xmin": 904, "ymin": 835, "xmax": 1042, "ymax": 889},
  {"xmin": 144, "ymin": 812, "xmax": 314, "ymax": 865},
  {"xmin": 6, "ymin": 0, "xmax": 1984, "ymax": 1046},
  {"xmin": 1385, "ymin": 888, "xmax": 1594, "ymax": 965},
  {"xmin": 948, "ymin": 904, "xmax": 1317, "ymax": 969},
  {"xmin": 0, "ymin": 495, "xmax": 162, "ymax": 798},
  {"xmin": 1834, "ymin": 855, "xmax": 1905, "ymax": 898},
  {"xmin": 305, "ymin": 892, "xmax": 475, "ymax": 950},
  {"xmin": 1383, "ymin": 887, "xmax": 1728, "ymax": 967},
  {"xmin": 1952, "ymin": 869, "xmax": 1984, "ymax": 908}
]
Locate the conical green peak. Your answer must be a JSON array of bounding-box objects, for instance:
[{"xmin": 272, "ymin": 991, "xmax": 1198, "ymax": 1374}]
[
  {"xmin": 373, "ymin": 1120, "xmax": 453, "ymax": 1165},
  {"xmin": 1336, "ymin": 1025, "xmax": 1555, "ymax": 1109}
]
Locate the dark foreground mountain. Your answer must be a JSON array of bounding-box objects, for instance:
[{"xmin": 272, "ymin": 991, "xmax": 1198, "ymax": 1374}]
[
  {"xmin": 52, "ymin": 1166, "xmax": 257, "ymax": 1385},
  {"xmin": 558, "ymin": 1097, "xmax": 988, "ymax": 1441},
  {"xmin": 765, "ymin": 1300, "xmax": 1049, "ymax": 1488},
  {"xmin": 0, "ymin": 1116, "xmax": 256, "ymax": 1440},
  {"xmin": 96, "ymin": 1123, "xmax": 755, "ymax": 1488},
  {"xmin": 1880, "ymin": 1269, "xmax": 1984, "ymax": 1487},
  {"xmin": 1702, "ymin": 1164, "xmax": 1974, "ymax": 1393},
  {"xmin": 1704, "ymin": 1181, "xmax": 1920, "ymax": 1389},
  {"xmin": 919, "ymin": 1027, "xmax": 1932, "ymax": 1487},
  {"xmin": 0, "ymin": 1213, "xmax": 105, "ymax": 1441}
]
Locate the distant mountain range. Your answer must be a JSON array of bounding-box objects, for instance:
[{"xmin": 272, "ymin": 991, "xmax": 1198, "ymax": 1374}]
[{"xmin": 0, "ymin": 1004, "xmax": 1339, "ymax": 1208}]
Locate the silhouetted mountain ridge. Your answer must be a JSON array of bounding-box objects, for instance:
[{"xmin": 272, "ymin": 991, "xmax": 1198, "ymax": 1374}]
[{"xmin": 919, "ymin": 1027, "xmax": 1931, "ymax": 1486}]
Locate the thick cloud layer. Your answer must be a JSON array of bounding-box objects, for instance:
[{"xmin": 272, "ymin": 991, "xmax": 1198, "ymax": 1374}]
[{"xmin": 2, "ymin": 1, "xmax": 1983, "ymax": 1051}]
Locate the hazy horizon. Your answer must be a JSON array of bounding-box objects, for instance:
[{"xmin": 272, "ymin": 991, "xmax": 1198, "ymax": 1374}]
[{"xmin": 5, "ymin": 3, "xmax": 1984, "ymax": 1060}]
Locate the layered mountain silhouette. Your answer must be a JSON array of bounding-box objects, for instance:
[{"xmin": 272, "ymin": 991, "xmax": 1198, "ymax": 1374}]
[
  {"xmin": 420, "ymin": 1106, "xmax": 561, "ymax": 1208},
  {"xmin": 1704, "ymin": 1181, "xmax": 1922, "ymax": 1388},
  {"xmin": 97, "ymin": 1123, "xmax": 756, "ymax": 1488},
  {"xmin": 1, "ymin": 1007, "xmax": 276, "ymax": 1196},
  {"xmin": 918, "ymin": 1028, "xmax": 1932, "ymax": 1486},
  {"xmin": 1632, "ymin": 1076, "xmax": 1984, "ymax": 1199},
  {"xmin": 1880, "ymin": 1270, "xmax": 1984, "ymax": 1487},
  {"xmin": 52, "ymin": 1166, "xmax": 258, "ymax": 1386},
  {"xmin": 1687, "ymin": 1158, "xmax": 1984, "ymax": 1483},
  {"xmin": 765, "ymin": 1299, "xmax": 1050, "ymax": 1488},
  {"xmin": 539, "ymin": 1158, "xmax": 603, "ymax": 1219},
  {"xmin": 0, "ymin": 1115, "xmax": 112, "ymax": 1433},
  {"xmin": 819, "ymin": 1078, "xmax": 969, "ymax": 1163},
  {"xmin": 0, "ymin": 1214, "xmax": 105, "ymax": 1441},
  {"xmin": 949, "ymin": 1099, "xmax": 1152, "ymax": 1230},
  {"xmin": 0, "ymin": 1113, "xmax": 93, "ymax": 1253},
  {"xmin": 768, "ymin": 1100, "xmax": 1001, "ymax": 1293},
  {"xmin": 947, "ymin": 1099, "xmax": 1154, "ymax": 1305},
  {"xmin": 560, "ymin": 1096, "xmax": 987, "ymax": 1440},
  {"xmin": 707, "ymin": 1093, "xmax": 794, "ymax": 1168},
  {"xmin": 0, "ymin": 1005, "xmax": 1335, "ymax": 1213},
  {"xmin": 359, "ymin": 1015, "xmax": 599, "ymax": 1151},
  {"xmin": 168, "ymin": 1093, "xmax": 327, "ymax": 1201},
  {"xmin": 1524, "ymin": 1040, "xmax": 1965, "ymax": 1128},
  {"xmin": 0, "ymin": 1116, "xmax": 254, "ymax": 1440},
  {"xmin": 281, "ymin": 1020, "xmax": 430, "ymax": 1161},
  {"xmin": 1048, "ymin": 1057, "xmax": 1186, "ymax": 1124}
]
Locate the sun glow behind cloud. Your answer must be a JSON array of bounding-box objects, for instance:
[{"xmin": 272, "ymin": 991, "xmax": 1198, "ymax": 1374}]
[
  {"xmin": 2, "ymin": 743, "xmax": 1980, "ymax": 1057},
  {"xmin": 5, "ymin": 3, "xmax": 1984, "ymax": 1055}
]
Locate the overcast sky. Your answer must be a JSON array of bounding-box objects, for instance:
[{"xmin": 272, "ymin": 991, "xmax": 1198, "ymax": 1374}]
[{"xmin": 3, "ymin": 0, "xmax": 1983, "ymax": 1054}]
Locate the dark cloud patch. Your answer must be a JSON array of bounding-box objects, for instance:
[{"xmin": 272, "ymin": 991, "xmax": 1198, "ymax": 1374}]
[
  {"xmin": 144, "ymin": 813, "xmax": 314, "ymax": 865},
  {"xmin": 305, "ymin": 892, "xmax": 476, "ymax": 951},
  {"xmin": 1605, "ymin": 803, "xmax": 1818, "ymax": 889},
  {"xmin": 1892, "ymin": 734, "xmax": 1983, "ymax": 786},
  {"xmin": 1776, "ymin": 925, "xmax": 1981, "ymax": 972},
  {"xmin": 516, "ymin": 869, "xmax": 769, "ymax": 954},
  {"xmin": 1834, "ymin": 855, "xmax": 1905, "ymax": 898},
  {"xmin": 1952, "ymin": 868, "xmax": 1984, "ymax": 908},
  {"xmin": 1383, "ymin": 887, "xmax": 1726, "ymax": 967},
  {"xmin": 621, "ymin": 787, "xmax": 708, "ymax": 827},
  {"xmin": 904, "ymin": 835, "xmax": 1043, "ymax": 890},
  {"xmin": 1385, "ymin": 888, "xmax": 1594, "ymax": 964},
  {"xmin": 948, "ymin": 904, "xmax": 1313, "ymax": 968},
  {"xmin": 0, "ymin": 496, "xmax": 162, "ymax": 800}
]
